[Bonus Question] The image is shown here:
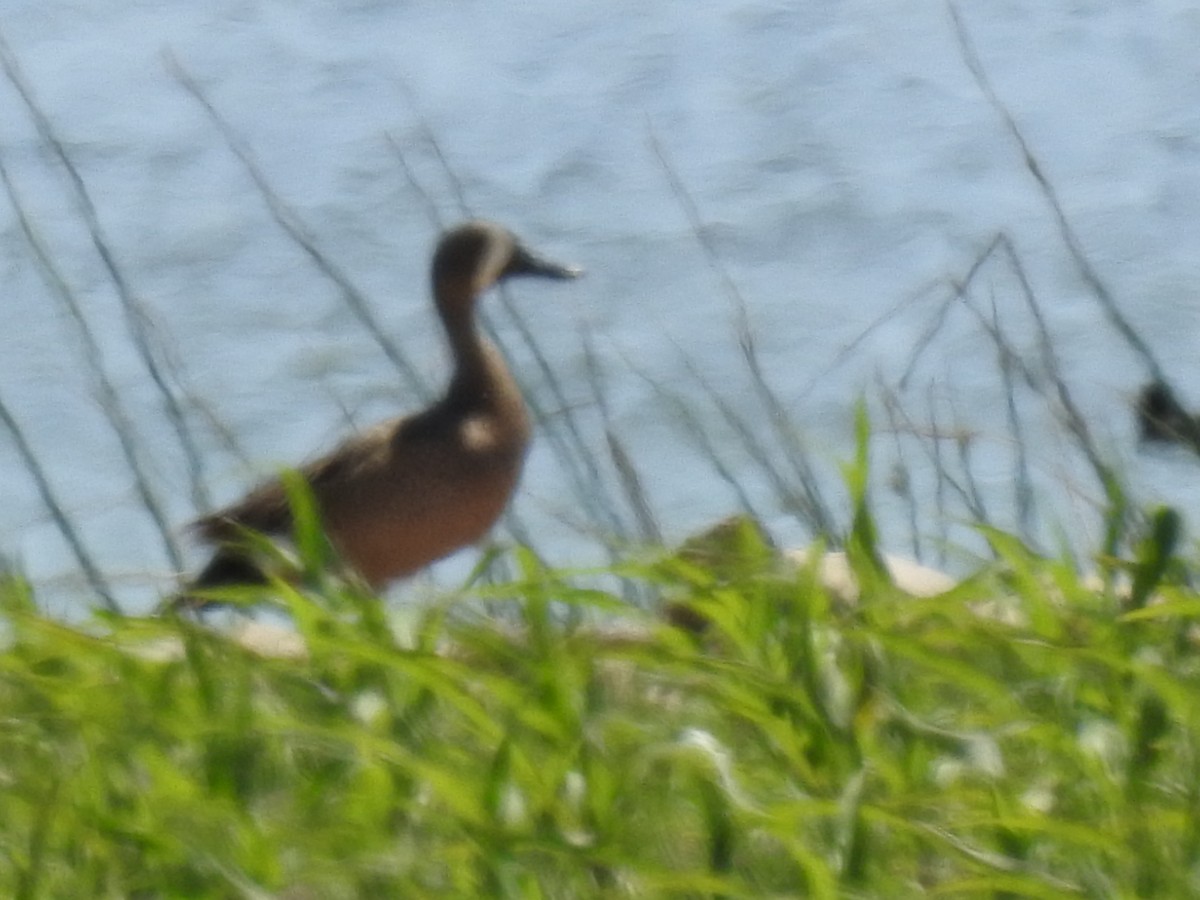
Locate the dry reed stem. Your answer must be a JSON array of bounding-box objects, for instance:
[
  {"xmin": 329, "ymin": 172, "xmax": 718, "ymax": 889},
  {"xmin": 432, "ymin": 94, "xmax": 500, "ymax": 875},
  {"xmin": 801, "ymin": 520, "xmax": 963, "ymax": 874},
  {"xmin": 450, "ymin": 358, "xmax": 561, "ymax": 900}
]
[
  {"xmin": 1, "ymin": 33, "xmax": 211, "ymax": 515},
  {"xmin": 0, "ymin": 391, "xmax": 118, "ymax": 611},
  {"xmin": 165, "ymin": 51, "xmax": 431, "ymax": 402},
  {"xmin": 0, "ymin": 154, "xmax": 183, "ymax": 571}
]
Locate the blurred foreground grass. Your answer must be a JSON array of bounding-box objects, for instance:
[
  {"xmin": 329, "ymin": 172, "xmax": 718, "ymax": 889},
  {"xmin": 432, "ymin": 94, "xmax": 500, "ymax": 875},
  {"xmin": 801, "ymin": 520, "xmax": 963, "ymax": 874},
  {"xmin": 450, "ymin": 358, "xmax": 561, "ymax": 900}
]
[{"xmin": 2, "ymin": 498, "xmax": 1199, "ymax": 898}]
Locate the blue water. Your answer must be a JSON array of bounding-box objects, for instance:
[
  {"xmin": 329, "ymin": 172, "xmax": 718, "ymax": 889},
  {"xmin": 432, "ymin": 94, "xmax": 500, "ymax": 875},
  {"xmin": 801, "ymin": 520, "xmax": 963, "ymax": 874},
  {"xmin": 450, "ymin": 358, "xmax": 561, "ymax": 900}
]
[{"xmin": 2, "ymin": 2, "xmax": 1200, "ymax": 614}]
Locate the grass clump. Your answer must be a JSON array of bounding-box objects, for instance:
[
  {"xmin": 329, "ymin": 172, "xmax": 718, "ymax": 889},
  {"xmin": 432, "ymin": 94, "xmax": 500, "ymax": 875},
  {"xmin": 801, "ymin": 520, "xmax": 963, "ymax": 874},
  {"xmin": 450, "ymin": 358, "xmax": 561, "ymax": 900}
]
[{"xmin": 2, "ymin": 494, "xmax": 1199, "ymax": 898}]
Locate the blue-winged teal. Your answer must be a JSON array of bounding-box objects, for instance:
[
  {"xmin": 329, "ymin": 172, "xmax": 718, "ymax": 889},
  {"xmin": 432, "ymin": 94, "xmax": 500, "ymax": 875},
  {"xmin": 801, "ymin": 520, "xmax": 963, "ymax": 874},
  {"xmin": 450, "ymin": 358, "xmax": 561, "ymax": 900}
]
[
  {"xmin": 182, "ymin": 220, "xmax": 580, "ymax": 602},
  {"xmin": 1136, "ymin": 379, "xmax": 1200, "ymax": 452}
]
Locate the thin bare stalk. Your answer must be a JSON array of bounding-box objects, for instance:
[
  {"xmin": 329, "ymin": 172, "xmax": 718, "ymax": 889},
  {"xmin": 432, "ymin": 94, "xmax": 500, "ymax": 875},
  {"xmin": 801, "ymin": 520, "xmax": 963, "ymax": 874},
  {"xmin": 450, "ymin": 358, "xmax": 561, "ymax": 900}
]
[
  {"xmin": 487, "ymin": 295, "xmax": 626, "ymax": 536},
  {"xmin": 948, "ymin": 1, "xmax": 1165, "ymax": 384},
  {"xmin": 877, "ymin": 383, "xmax": 922, "ymax": 562},
  {"xmin": 495, "ymin": 508, "xmax": 538, "ymax": 575},
  {"xmin": 384, "ymin": 131, "xmax": 446, "ymax": 230},
  {"xmin": 885, "ymin": 383, "xmax": 984, "ymax": 557},
  {"xmin": 994, "ymin": 235, "xmax": 1116, "ymax": 490},
  {"xmin": 483, "ymin": 305, "xmax": 625, "ymax": 540},
  {"xmin": 945, "ymin": 390, "xmax": 991, "ymax": 527},
  {"xmin": 0, "ymin": 154, "xmax": 184, "ymax": 571},
  {"xmin": 927, "ymin": 382, "xmax": 950, "ymax": 566},
  {"xmin": 532, "ymin": 392, "xmax": 627, "ymax": 539},
  {"xmin": 1, "ymin": 33, "xmax": 211, "ymax": 512},
  {"xmin": 798, "ymin": 275, "xmax": 947, "ymax": 402},
  {"xmin": 646, "ymin": 127, "xmax": 743, "ymax": 316},
  {"xmin": 901, "ymin": 382, "xmax": 993, "ymax": 531},
  {"xmin": 393, "ymin": 77, "xmax": 473, "ymax": 218},
  {"xmin": 990, "ymin": 295, "xmax": 1036, "ymax": 541},
  {"xmin": 582, "ymin": 332, "xmax": 660, "ymax": 545},
  {"xmin": 0, "ymin": 391, "xmax": 119, "ymax": 612},
  {"xmin": 899, "ymin": 233, "xmax": 1006, "ymax": 389},
  {"xmin": 626, "ymin": 360, "xmax": 766, "ymax": 525},
  {"xmin": 185, "ymin": 395, "xmax": 251, "ymax": 467},
  {"xmin": 677, "ymin": 350, "xmax": 836, "ymax": 540},
  {"xmin": 165, "ymin": 52, "xmax": 431, "ymax": 402},
  {"xmin": 918, "ymin": 231, "xmax": 1117, "ymax": 541},
  {"xmin": 737, "ymin": 318, "xmax": 835, "ymax": 535},
  {"xmin": 648, "ymin": 127, "xmax": 836, "ymax": 536}
]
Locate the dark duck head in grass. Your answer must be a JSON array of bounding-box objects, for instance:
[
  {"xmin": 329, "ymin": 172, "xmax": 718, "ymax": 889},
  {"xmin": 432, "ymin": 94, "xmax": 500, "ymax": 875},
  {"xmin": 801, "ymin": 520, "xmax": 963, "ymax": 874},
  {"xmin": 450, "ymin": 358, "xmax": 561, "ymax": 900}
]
[{"xmin": 177, "ymin": 220, "xmax": 581, "ymax": 607}]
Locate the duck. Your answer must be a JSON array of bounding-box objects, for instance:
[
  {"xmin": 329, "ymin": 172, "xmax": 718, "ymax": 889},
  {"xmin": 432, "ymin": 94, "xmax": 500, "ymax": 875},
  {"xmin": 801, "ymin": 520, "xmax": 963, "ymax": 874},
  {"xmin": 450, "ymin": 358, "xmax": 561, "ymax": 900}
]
[
  {"xmin": 177, "ymin": 220, "xmax": 581, "ymax": 606},
  {"xmin": 1135, "ymin": 379, "xmax": 1200, "ymax": 453}
]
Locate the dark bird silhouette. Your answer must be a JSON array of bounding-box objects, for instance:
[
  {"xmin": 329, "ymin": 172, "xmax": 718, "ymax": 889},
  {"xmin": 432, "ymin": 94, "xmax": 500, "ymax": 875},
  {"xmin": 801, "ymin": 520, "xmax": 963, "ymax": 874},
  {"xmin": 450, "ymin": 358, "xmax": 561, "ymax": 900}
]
[{"xmin": 1136, "ymin": 379, "xmax": 1200, "ymax": 454}]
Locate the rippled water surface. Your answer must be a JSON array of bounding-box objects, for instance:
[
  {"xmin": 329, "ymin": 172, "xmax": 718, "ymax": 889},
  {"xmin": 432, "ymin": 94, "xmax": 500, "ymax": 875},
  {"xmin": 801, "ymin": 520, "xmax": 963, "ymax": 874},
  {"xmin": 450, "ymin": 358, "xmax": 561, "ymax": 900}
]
[{"xmin": 2, "ymin": 2, "xmax": 1200, "ymax": 612}]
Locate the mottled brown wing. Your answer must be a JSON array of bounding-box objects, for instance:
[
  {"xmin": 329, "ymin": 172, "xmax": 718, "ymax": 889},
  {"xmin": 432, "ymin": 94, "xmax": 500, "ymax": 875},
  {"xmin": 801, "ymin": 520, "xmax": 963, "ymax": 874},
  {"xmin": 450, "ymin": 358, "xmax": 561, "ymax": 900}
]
[{"xmin": 190, "ymin": 424, "xmax": 393, "ymax": 544}]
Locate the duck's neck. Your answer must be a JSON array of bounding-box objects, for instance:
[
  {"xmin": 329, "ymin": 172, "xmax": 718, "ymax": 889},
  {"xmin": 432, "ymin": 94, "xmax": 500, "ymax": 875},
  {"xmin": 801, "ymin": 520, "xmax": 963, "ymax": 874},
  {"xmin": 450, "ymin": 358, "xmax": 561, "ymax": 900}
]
[{"xmin": 436, "ymin": 279, "xmax": 513, "ymax": 411}]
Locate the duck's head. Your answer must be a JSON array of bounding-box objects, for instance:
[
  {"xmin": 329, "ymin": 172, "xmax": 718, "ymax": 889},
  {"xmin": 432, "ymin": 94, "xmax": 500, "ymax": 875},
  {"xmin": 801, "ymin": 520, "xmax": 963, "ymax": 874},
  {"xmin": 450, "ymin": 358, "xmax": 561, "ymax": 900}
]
[
  {"xmin": 1136, "ymin": 379, "xmax": 1192, "ymax": 443},
  {"xmin": 432, "ymin": 221, "xmax": 581, "ymax": 310}
]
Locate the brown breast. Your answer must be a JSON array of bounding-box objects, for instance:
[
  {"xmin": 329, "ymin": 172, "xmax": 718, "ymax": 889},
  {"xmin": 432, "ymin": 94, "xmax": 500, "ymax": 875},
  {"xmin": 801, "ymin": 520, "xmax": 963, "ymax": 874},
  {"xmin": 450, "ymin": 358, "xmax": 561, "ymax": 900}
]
[{"xmin": 318, "ymin": 409, "xmax": 529, "ymax": 587}]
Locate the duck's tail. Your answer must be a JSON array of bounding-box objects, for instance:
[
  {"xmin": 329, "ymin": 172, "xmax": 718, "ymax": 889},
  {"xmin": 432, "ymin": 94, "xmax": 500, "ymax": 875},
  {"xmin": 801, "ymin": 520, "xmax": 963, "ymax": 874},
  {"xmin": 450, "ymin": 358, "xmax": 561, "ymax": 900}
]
[{"xmin": 161, "ymin": 547, "xmax": 269, "ymax": 615}]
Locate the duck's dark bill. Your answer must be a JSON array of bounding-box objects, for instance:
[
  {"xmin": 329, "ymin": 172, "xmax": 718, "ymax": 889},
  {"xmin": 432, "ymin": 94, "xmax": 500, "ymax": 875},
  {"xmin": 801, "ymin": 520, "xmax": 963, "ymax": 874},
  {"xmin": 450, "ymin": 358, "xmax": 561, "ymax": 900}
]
[{"xmin": 505, "ymin": 246, "xmax": 583, "ymax": 280}]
